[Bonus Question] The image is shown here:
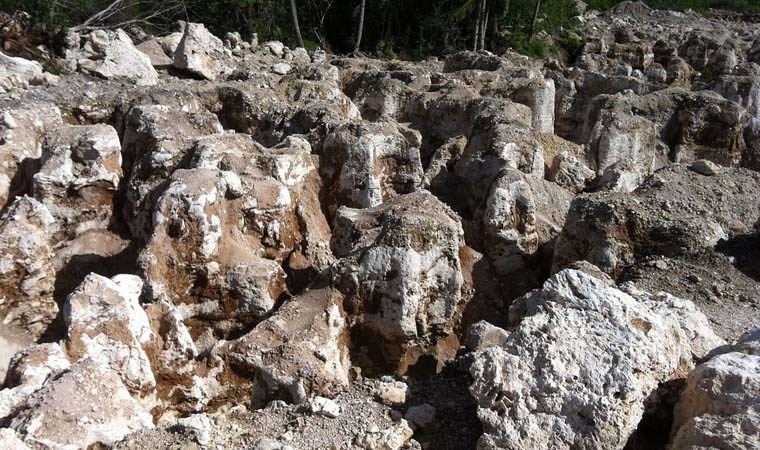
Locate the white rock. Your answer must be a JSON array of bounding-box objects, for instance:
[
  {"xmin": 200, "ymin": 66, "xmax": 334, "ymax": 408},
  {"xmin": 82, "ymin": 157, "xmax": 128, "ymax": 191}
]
[
  {"xmin": 78, "ymin": 29, "xmax": 158, "ymax": 85},
  {"xmin": 0, "ymin": 51, "xmax": 56, "ymax": 92},
  {"xmin": 0, "ymin": 428, "xmax": 31, "ymax": 450},
  {"xmin": 8, "ymin": 359, "xmax": 153, "ymax": 449},
  {"xmin": 271, "ymin": 62, "xmax": 292, "ymax": 75},
  {"xmin": 357, "ymin": 419, "xmax": 414, "ymax": 450},
  {"xmin": 177, "ymin": 414, "xmax": 214, "ymax": 445},
  {"xmin": 265, "ymin": 41, "xmax": 286, "ymax": 57},
  {"xmin": 309, "ymin": 396, "xmax": 341, "ymax": 418},
  {"xmin": 670, "ymin": 328, "xmax": 760, "ymax": 450},
  {"xmin": 173, "ymin": 23, "xmax": 231, "ymax": 80},
  {"xmin": 470, "ymin": 269, "xmax": 719, "ymax": 450},
  {"xmin": 373, "ymin": 381, "xmax": 408, "ymax": 406},
  {"xmin": 63, "ymin": 273, "xmax": 156, "ymax": 394}
]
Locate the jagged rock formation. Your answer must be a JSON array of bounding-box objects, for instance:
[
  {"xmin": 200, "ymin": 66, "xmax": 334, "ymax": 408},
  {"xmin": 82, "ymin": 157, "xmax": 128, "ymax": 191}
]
[
  {"xmin": 469, "ymin": 269, "xmax": 722, "ymax": 450},
  {"xmin": 0, "ymin": 4, "xmax": 758, "ymax": 449}
]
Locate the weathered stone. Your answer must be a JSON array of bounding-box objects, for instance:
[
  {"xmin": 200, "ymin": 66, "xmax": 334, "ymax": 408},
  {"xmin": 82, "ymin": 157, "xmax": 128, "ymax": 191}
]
[
  {"xmin": 5, "ymin": 343, "xmax": 71, "ymax": 389},
  {"xmin": 0, "ymin": 428, "xmax": 31, "ymax": 450},
  {"xmin": 136, "ymin": 38, "xmax": 174, "ymax": 68},
  {"xmin": 33, "ymin": 124, "xmax": 122, "ymax": 238},
  {"xmin": 587, "ymin": 109, "xmax": 656, "ymax": 182},
  {"xmin": 331, "ymin": 191, "xmax": 464, "ymax": 373},
  {"xmin": 77, "ymin": 29, "xmax": 158, "ymax": 85},
  {"xmin": 137, "ymin": 133, "xmax": 331, "ymax": 334},
  {"xmin": 0, "ymin": 197, "xmax": 58, "ymax": 342},
  {"xmin": 470, "ymin": 269, "xmax": 720, "ymax": 450},
  {"xmin": 121, "ymin": 104, "xmax": 223, "ymax": 240},
  {"xmin": 553, "ymin": 165, "xmax": 760, "ymax": 277},
  {"xmin": 483, "ymin": 169, "xmax": 573, "ymax": 285},
  {"xmin": 0, "ymin": 103, "xmax": 62, "ymax": 208},
  {"xmin": 63, "ymin": 273, "xmax": 156, "ymax": 394},
  {"xmin": 223, "ymin": 288, "xmax": 351, "ymax": 406},
  {"xmin": 173, "ymin": 23, "xmax": 231, "ymax": 80},
  {"xmin": 357, "ymin": 420, "xmax": 414, "ymax": 450},
  {"xmin": 8, "ymin": 359, "xmax": 153, "ymax": 449},
  {"xmin": 321, "ymin": 122, "xmax": 424, "ymax": 217},
  {"xmin": 0, "ymin": 51, "xmax": 56, "ymax": 92},
  {"xmin": 669, "ymin": 329, "xmax": 760, "ymax": 450}
]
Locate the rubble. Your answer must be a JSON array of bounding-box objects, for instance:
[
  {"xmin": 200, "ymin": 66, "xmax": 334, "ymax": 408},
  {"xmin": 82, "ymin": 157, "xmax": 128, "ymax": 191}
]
[{"xmin": 0, "ymin": 6, "xmax": 757, "ymax": 448}]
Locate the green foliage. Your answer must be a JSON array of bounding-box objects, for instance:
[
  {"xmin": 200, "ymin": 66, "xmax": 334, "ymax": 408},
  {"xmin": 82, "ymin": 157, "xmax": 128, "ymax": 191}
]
[{"xmin": 1, "ymin": 0, "xmax": 758, "ymax": 58}]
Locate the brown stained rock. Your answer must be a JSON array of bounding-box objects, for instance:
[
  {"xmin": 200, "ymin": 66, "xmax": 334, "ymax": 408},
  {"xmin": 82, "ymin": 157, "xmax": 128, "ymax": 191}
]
[
  {"xmin": 0, "ymin": 103, "xmax": 62, "ymax": 208},
  {"xmin": 32, "ymin": 124, "xmax": 122, "ymax": 240},
  {"xmin": 63, "ymin": 273, "xmax": 156, "ymax": 395},
  {"xmin": 138, "ymin": 133, "xmax": 332, "ymax": 336},
  {"xmin": 0, "ymin": 197, "xmax": 58, "ymax": 343},
  {"xmin": 321, "ymin": 121, "xmax": 424, "ymax": 217},
  {"xmin": 121, "ymin": 104, "xmax": 223, "ymax": 241},
  {"xmin": 330, "ymin": 191, "xmax": 465, "ymax": 374},
  {"xmin": 222, "ymin": 287, "xmax": 351, "ymax": 406}
]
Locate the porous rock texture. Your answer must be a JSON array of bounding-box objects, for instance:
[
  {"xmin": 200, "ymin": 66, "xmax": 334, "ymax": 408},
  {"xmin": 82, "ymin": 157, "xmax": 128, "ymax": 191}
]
[
  {"xmin": 469, "ymin": 269, "xmax": 723, "ymax": 450},
  {"xmin": 667, "ymin": 328, "xmax": 760, "ymax": 450},
  {"xmin": 0, "ymin": 5, "xmax": 759, "ymax": 449}
]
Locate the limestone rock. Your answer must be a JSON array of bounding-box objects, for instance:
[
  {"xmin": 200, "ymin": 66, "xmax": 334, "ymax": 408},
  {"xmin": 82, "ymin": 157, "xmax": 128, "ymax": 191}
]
[
  {"xmin": 77, "ymin": 29, "xmax": 158, "ymax": 85},
  {"xmin": 173, "ymin": 23, "xmax": 231, "ymax": 80},
  {"xmin": 357, "ymin": 420, "xmax": 414, "ymax": 450},
  {"xmin": 0, "ymin": 103, "xmax": 62, "ymax": 207},
  {"xmin": 0, "ymin": 197, "xmax": 58, "ymax": 342},
  {"xmin": 331, "ymin": 191, "xmax": 464, "ymax": 372},
  {"xmin": 7, "ymin": 359, "xmax": 153, "ymax": 449},
  {"xmin": 373, "ymin": 381, "xmax": 408, "ymax": 406},
  {"xmin": 121, "ymin": 104, "xmax": 223, "ymax": 240},
  {"xmin": 33, "ymin": 124, "xmax": 122, "ymax": 238},
  {"xmin": 669, "ymin": 328, "xmax": 760, "ymax": 450},
  {"xmin": 0, "ymin": 51, "xmax": 56, "ymax": 92},
  {"xmin": 223, "ymin": 288, "xmax": 351, "ymax": 406},
  {"xmin": 587, "ymin": 109, "xmax": 656, "ymax": 183},
  {"xmin": 309, "ymin": 396, "xmax": 341, "ymax": 418},
  {"xmin": 321, "ymin": 122, "xmax": 424, "ymax": 217},
  {"xmin": 5, "ymin": 343, "xmax": 71, "ymax": 389},
  {"xmin": 483, "ymin": 169, "xmax": 573, "ymax": 284},
  {"xmin": 63, "ymin": 273, "xmax": 156, "ymax": 394},
  {"xmin": 470, "ymin": 269, "xmax": 719, "ymax": 450},
  {"xmin": 136, "ymin": 38, "xmax": 174, "ymax": 68},
  {"xmin": 138, "ymin": 133, "xmax": 331, "ymax": 334},
  {"xmin": 553, "ymin": 165, "xmax": 760, "ymax": 277},
  {"xmin": 0, "ymin": 428, "xmax": 31, "ymax": 450}
]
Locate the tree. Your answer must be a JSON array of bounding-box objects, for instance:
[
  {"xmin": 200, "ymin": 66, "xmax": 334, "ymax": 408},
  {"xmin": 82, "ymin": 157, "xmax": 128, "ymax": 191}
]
[
  {"xmin": 290, "ymin": 0, "xmax": 305, "ymax": 48},
  {"xmin": 473, "ymin": 0, "xmax": 482, "ymax": 50},
  {"xmin": 529, "ymin": 0, "xmax": 542, "ymax": 39},
  {"xmin": 353, "ymin": 0, "xmax": 366, "ymax": 53}
]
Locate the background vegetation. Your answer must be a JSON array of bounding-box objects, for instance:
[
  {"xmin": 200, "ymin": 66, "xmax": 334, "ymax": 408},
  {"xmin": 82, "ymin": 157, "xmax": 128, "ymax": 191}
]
[{"xmin": 1, "ymin": 0, "xmax": 758, "ymax": 59}]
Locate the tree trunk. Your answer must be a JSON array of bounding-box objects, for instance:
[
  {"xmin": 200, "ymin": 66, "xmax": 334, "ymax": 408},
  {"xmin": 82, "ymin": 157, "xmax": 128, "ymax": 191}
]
[
  {"xmin": 529, "ymin": 0, "xmax": 541, "ymax": 40},
  {"xmin": 480, "ymin": 3, "xmax": 488, "ymax": 51},
  {"xmin": 473, "ymin": 0, "xmax": 483, "ymax": 51},
  {"xmin": 354, "ymin": 0, "xmax": 366, "ymax": 54},
  {"xmin": 290, "ymin": 0, "xmax": 305, "ymax": 48}
]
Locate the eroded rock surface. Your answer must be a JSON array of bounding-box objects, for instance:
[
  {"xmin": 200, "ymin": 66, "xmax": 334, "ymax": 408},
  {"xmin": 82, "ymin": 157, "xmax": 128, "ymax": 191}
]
[
  {"xmin": 0, "ymin": 7, "xmax": 757, "ymax": 449},
  {"xmin": 470, "ymin": 269, "xmax": 722, "ymax": 450}
]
